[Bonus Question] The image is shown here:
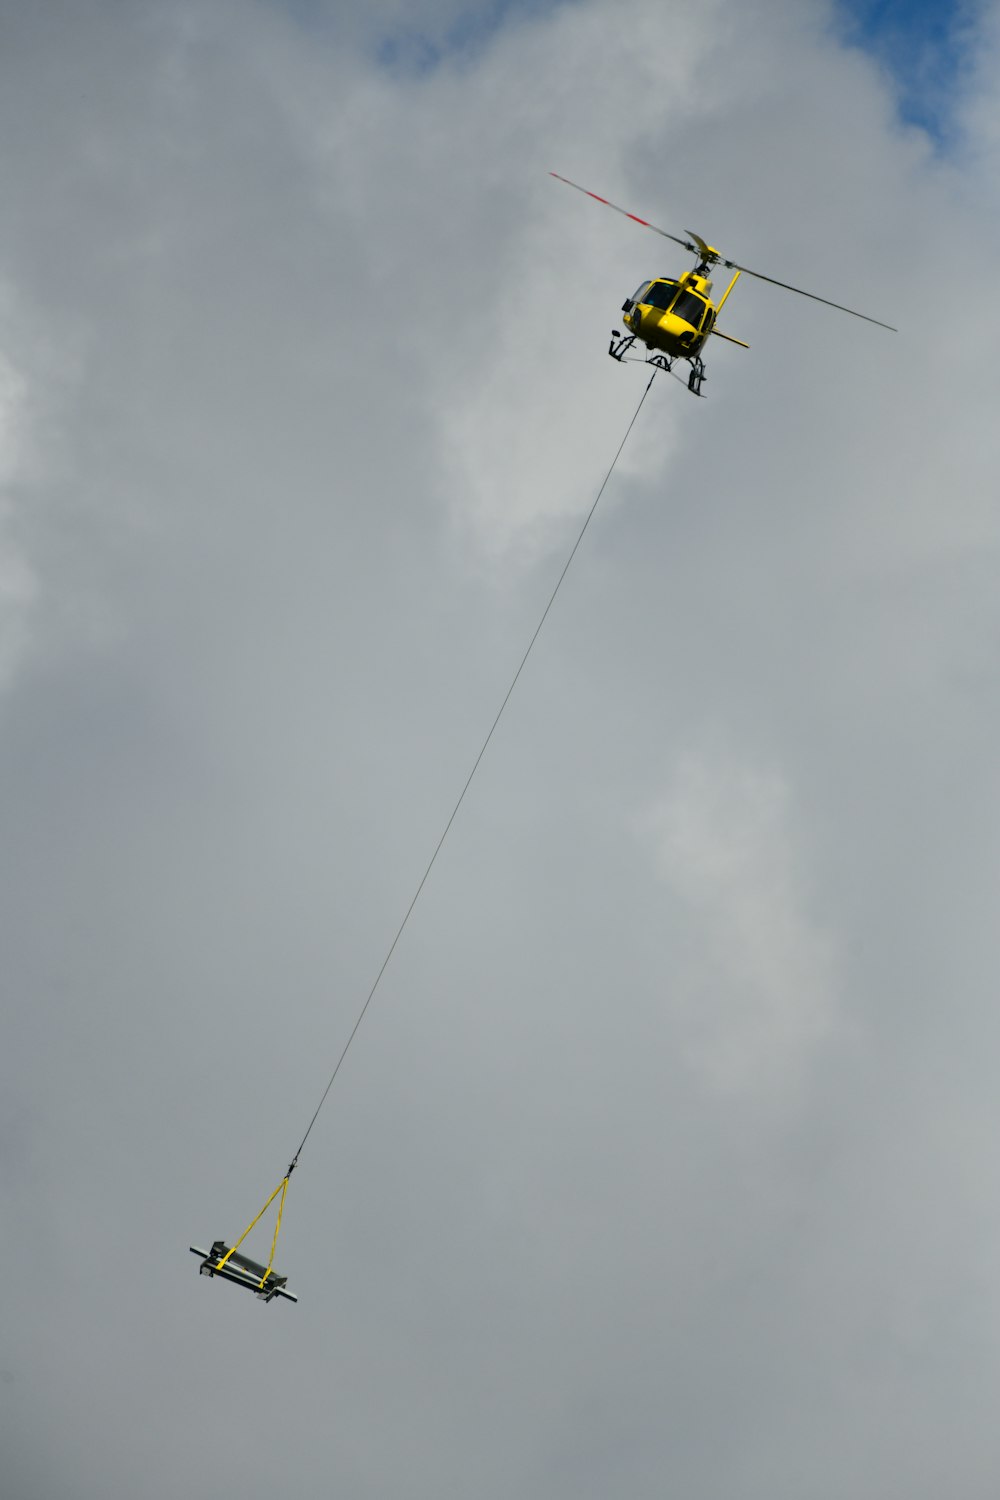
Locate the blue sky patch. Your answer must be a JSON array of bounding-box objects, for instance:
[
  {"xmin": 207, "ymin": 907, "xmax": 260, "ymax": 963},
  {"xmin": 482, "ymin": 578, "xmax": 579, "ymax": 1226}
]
[
  {"xmin": 835, "ymin": 0, "xmax": 974, "ymax": 142},
  {"xmin": 375, "ymin": 0, "xmax": 557, "ymax": 76},
  {"xmin": 273, "ymin": 0, "xmax": 562, "ymax": 77}
]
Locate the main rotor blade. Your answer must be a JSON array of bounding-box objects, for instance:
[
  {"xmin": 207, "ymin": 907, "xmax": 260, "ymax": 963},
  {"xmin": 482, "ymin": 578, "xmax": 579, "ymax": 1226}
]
[
  {"xmin": 725, "ymin": 259, "xmax": 897, "ymax": 332},
  {"xmin": 550, "ymin": 172, "xmax": 897, "ymax": 332},
  {"xmin": 550, "ymin": 172, "xmax": 696, "ymax": 254}
]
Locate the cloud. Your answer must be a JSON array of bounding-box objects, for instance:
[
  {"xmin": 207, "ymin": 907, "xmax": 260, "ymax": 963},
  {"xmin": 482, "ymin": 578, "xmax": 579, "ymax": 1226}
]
[
  {"xmin": 641, "ymin": 752, "xmax": 838, "ymax": 1102},
  {"xmin": 0, "ymin": 339, "xmax": 38, "ymax": 692},
  {"xmin": 834, "ymin": 0, "xmax": 978, "ymax": 142},
  {"xmin": 4, "ymin": 2, "xmax": 1000, "ymax": 1497}
]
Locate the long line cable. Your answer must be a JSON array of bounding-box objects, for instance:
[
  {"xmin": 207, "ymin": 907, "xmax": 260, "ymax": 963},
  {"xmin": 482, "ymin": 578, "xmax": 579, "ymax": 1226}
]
[{"xmin": 288, "ymin": 371, "xmax": 657, "ymax": 1172}]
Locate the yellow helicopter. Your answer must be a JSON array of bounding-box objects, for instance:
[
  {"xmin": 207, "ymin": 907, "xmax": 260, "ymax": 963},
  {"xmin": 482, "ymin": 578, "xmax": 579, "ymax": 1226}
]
[{"xmin": 551, "ymin": 173, "xmax": 896, "ymax": 396}]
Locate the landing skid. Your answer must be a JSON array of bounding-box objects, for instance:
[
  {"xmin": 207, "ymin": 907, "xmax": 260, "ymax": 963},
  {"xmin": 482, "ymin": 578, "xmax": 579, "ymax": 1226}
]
[
  {"xmin": 608, "ymin": 330, "xmax": 636, "ymax": 362},
  {"xmin": 608, "ymin": 331, "xmax": 707, "ymax": 397}
]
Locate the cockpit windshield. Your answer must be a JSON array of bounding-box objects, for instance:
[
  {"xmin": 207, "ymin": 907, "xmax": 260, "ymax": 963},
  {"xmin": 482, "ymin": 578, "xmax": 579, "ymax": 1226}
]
[
  {"xmin": 643, "ymin": 281, "xmax": 678, "ymax": 310},
  {"xmin": 670, "ymin": 290, "xmax": 708, "ymax": 326},
  {"xmin": 630, "ymin": 281, "xmax": 652, "ymax": 305}
]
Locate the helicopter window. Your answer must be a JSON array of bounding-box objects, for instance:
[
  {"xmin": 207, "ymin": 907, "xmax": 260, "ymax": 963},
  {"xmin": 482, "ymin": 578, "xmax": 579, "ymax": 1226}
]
[
  {"xmin": 670, "ymin": 290, "xmax": 708, "ymax": 325},
  {"xmin": 631, "ymin": 281, "xmax": 652, "ymax": 305},
  {"xmin": 644, "ymin": 281, "xmax": 678, "ymax": 310}
]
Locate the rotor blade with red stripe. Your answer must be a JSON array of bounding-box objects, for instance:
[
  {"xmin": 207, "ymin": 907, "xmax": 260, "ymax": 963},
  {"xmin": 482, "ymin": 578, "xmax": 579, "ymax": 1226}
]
[
  {"xmin": 549, "ymin": 173, "xmax": 696, "ymax": 254},
  {"xmin": 550, "ymin": 172, "xmax": 897, "ymax": 333}
]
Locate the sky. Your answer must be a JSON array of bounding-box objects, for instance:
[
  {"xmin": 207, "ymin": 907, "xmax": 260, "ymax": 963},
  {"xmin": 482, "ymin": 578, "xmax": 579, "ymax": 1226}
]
[
  {"xmin": 838, "ymin": 0, "xmax": 974, "ymax": 136},
  {"xmin": 2, "ymin": 1, "xmax": 1000, "ymax": 1496}
]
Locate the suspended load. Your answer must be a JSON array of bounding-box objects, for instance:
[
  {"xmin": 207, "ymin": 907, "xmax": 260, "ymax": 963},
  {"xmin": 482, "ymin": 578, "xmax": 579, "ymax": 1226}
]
[
  {"xmin": 190, "ymin": 1241, "xmax": 297, "ymax": 1304},
  {"xmin": 191, "ymin": 1169, "xmax": 296, "ymax": 1304}
]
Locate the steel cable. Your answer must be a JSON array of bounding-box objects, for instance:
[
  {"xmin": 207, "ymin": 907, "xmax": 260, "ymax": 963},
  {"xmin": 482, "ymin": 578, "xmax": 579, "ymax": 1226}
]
[{"xmin": 289, "ymin": 371, "xmax": 658, "ymax": 1170}]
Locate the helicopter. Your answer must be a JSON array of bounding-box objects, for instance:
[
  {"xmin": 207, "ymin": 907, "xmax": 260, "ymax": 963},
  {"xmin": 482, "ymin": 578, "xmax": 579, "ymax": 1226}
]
[{"xmin": 550, "ymin": 173, "xmax": 896, "ymax": 396}]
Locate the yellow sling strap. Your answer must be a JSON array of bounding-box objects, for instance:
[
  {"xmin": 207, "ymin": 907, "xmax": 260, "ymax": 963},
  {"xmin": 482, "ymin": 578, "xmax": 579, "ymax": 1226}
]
[{"xmin": 214, "ymin": 1173, "xmax": 291, "ymax": 1288}]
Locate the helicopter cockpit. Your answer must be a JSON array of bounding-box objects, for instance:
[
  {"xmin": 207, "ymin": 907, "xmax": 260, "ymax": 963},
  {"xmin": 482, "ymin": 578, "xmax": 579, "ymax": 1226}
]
[
  {"xmin": 669, "ymin": 288, "xmax": 712, "ymax": 326},
  {"xmin": 643, "ymin": 280, "xmax": 679, "ymax": 310},
  {"xmin": 624, "ymin": 279, "xmax": 713, "ymax": 329}
]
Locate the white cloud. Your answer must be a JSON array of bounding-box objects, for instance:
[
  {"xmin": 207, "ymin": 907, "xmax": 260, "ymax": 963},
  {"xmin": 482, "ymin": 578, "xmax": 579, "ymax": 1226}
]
[
  {"xmin": 5, "ymin": 2, "xmax": 1000, "ymax": 1495},
  {"xmin": 642, "ymin": 752, "xmax": 838, "ymax": 1102},
  {"xmin": 0, "ymin": 343, "xmax": 38, "ymax": 692}
]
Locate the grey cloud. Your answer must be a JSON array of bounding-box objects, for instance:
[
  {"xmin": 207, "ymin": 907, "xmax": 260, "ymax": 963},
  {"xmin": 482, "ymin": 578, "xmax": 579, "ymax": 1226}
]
[{"xmin": 3, "ymin": 2, "xmax": 1000, "ymax": 1497}]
